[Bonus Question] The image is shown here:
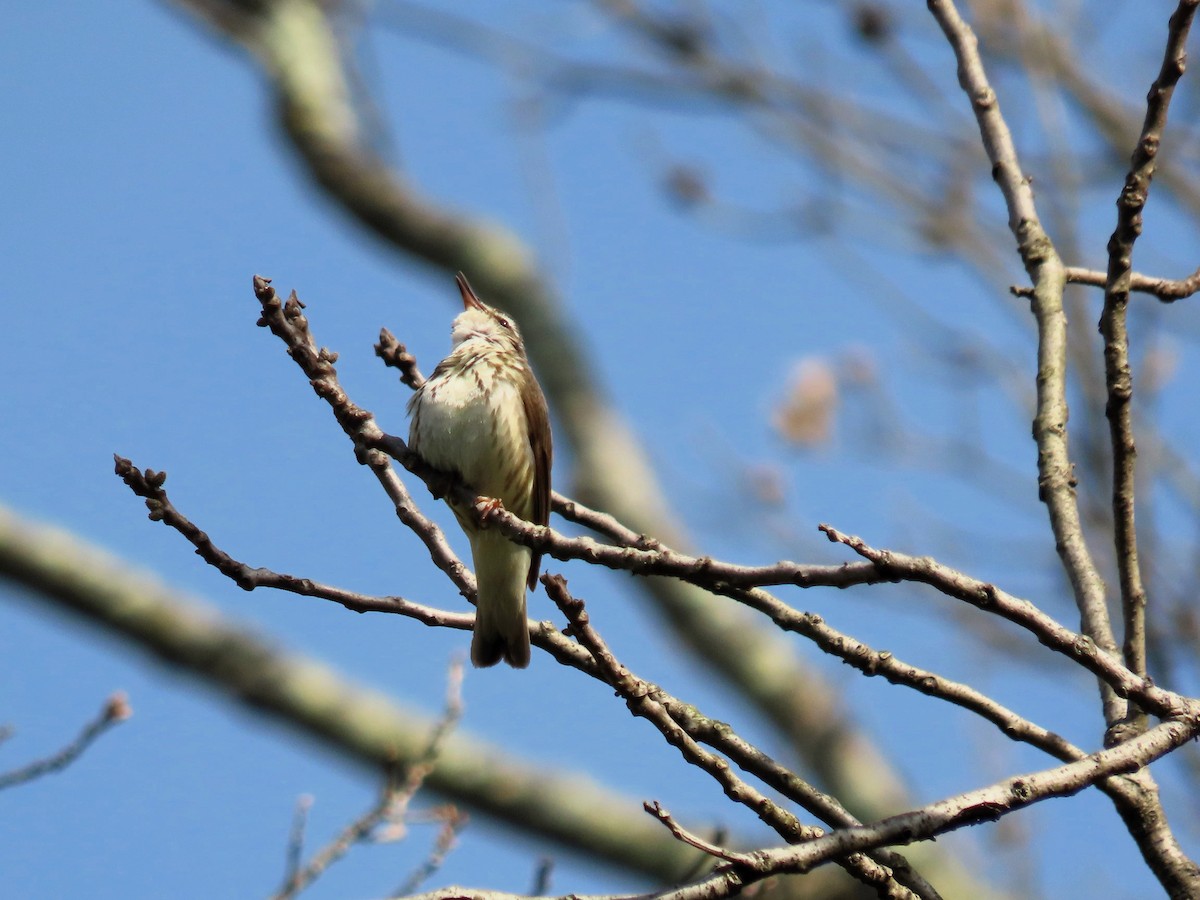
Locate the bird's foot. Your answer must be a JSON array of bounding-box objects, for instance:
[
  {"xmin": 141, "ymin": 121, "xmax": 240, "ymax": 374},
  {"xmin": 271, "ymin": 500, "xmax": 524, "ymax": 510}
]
[{"xmin": 474, "ymin": 495, "xmax": 506, "ymax": 525}]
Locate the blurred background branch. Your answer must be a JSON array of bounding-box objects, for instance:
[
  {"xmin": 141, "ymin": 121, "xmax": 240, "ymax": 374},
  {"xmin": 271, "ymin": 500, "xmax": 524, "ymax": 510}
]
[{"xmin": 0, "ymin": 504, "xmax": 710, "ymax": 885}]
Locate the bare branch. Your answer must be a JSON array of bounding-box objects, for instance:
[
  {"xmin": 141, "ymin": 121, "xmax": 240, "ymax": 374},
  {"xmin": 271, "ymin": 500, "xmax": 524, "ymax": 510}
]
[
  {"xmin": 117, "ymin": 268, "xmax": 1200, "ymax": 897},
  {"xmin": 464, "ymin": 489, "xmax": 1200, "ymax": 726},
  {"xmin": 112, "ymin": 454, "xmax": 473, "ymax": 625},
  {"xmin": 925, "ymin": 5, "xmax": 1200, "ymax": 889},
  {"xmin": 1012, "ymin": 264, "xmax": 1200, "ymax": 300},
  {"xmin": 1049, "ymin": 264, "xmax": 1200, "ymax": 302},
  {"xmin": 926, "ymin": 0, "xmax": 1123, "ymax": 725},
  {"xmin": 272, "ymin": 772, "xmax": 403, "ymax": 900},
  {"xmin": 393, "ymin": 718, "xmax": 1200, "ymax": 900},
  {"xmin": 671, "ymin": 718, "xmax": 1200, "ymax": 895},
  {"xmin": 113, "ymin": 428, "xmax": 1059, "ymax": 899},
  {"xmin": 111, "ymin": 454, "xmax": 604, "ymax": 676},
  {"xmin": 544, "ymin": 574, "xmax": 927, "ymax": 900},
  {"xmin": 817, "ymin": 526, "xmax": 1197, "ymax": 723},
  {"xmin": 1100, "ymin": 1, "xmax": 1198, "ymax": 699}
]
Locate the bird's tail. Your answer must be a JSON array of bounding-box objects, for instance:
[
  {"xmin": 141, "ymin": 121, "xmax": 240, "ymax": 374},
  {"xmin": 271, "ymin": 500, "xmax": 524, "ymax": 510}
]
[{"xmin": 469, "ymin": 529, "xmax": 532, "ymax": 668}]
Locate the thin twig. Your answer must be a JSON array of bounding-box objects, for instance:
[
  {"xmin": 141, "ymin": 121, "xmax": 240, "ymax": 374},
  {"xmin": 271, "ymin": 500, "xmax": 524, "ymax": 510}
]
[
  {"xmin": 272, "ymin": 771, "xmax": 405, "ymax": 900},
  {"xmin": 398, "ymin": 725, "xmax": 1200, "ymax": 900},
  {"xmin": 112, "ymin": 456, "xmax": 474, "ymax": 626},
  {"xmin": 118, "ymin": 407, "xmax": 1189, "ymax": 788},
  {"xmin": 388, "ymin": 805, "xmax": 469, "ymax": 897},
  {"xmin": 529, "ymin": 858, "xmax": 554, "ymax": 896},
  {"xmin": 0, "ymin": 693, "xmax": 131, "ymax": 791},
  {"xmin": 279, "ymin": 795, "xmax": 314, "ymax": 894},
  {"xmin": 1040, "ymin": 264, "xmax": 1200, "ymax": 302},
  {"xmin": 545, "ymin": 576, "xmax": 802, "ymax": 841},
  {"xmin": 643, "ymin": 801, "xmax": 750, "ymax": 865},
  {"xmin": 376, "ymin": 327, "xmax": 426, "ymax": 389},
  {"xmin": 272, "ymin": 657, "xmax": 467, "ymax": 900}
]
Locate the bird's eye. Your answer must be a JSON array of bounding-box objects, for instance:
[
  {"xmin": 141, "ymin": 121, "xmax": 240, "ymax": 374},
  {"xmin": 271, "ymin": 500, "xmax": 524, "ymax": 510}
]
[{"xmin": 497, "ymin": 316, "xmax": 511, "ymax": 329}]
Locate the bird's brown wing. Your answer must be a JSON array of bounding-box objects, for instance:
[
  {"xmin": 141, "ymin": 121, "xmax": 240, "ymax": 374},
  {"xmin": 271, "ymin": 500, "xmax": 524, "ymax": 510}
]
[{"xmin": 522, "ymin": 367, "xmax": 553, "ymax": 589}]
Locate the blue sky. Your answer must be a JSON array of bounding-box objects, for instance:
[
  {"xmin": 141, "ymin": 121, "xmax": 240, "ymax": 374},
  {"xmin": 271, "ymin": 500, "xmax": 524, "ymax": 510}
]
[{"xmin": 3, "ymin": 3, "xmax": 1199, "ymax": 899}]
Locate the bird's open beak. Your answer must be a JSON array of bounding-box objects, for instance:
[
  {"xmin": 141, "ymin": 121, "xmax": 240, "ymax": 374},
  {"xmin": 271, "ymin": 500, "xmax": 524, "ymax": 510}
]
[{"xmin": 456, "ymin": 272, "xmax": 485, "ymax": 311}]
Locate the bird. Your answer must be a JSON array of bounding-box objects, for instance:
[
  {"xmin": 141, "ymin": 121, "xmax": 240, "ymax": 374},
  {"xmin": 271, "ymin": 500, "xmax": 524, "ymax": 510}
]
[{"xmin": 407, "ymin": 273, "xmax": 552, "ymax": 668}]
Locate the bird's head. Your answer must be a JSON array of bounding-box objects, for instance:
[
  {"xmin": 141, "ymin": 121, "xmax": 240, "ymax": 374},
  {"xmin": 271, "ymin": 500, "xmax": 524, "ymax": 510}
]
[{"xmin": 449, "ymin": 273, "xmax": 526, "ymax": 356}]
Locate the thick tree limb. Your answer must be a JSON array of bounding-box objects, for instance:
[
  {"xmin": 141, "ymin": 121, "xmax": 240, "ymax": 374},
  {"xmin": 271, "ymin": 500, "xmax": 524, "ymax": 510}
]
[{"xmin": 0, "ymin": 504, "xmax": 704, "ymax": 883}]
